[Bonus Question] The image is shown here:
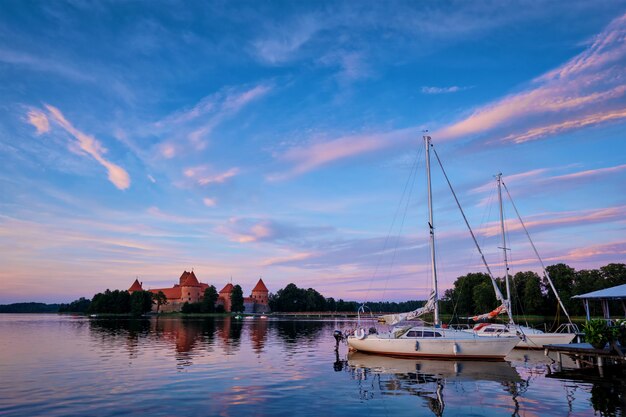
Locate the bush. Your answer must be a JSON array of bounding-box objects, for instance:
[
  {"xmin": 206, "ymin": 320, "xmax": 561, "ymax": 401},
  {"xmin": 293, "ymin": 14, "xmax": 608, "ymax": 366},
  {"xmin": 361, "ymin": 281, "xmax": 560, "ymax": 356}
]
[{"xmin": 583, "ymin": 319, "xmax": 610, "ymax": 349}]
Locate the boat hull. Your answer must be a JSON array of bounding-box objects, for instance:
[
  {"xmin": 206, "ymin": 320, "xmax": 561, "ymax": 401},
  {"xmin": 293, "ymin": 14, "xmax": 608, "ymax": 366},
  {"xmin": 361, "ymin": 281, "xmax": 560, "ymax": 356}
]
[
  {"xmin": 515, "ymin": 333, "xmax": 576, "ymax": 349},
  {"xmin": 470, "ymin": 324, "xmax": 577, "ymax": 349},
  {"xmin": 347, "ymin": 334, "xmax": 519, "ymax": 359}
]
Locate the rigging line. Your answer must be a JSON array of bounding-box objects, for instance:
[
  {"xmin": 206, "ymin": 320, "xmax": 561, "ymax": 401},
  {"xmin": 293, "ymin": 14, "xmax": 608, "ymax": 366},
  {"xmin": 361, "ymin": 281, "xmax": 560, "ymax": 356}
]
[
  {"xmin": 430, "ymin": 146, "xmax": 509, "ymax": 308},
  {"xmin": 364, "ymin": 147, "xmax": 422, "ymax": 303},
  {"xmin": 381, "ymin": 147, "xmax": 421, "ymax": 302},
  {"xmin": 501, "ymin": 180, "xmax": 574, "ymax": 325},
  {"xmin": 503, "ymin": 211, "xmax": 530, "ymax": 327}
]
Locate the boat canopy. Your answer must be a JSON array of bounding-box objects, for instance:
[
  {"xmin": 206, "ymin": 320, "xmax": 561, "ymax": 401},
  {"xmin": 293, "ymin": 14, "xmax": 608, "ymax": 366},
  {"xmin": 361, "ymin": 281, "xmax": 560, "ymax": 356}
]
[
  {"xmin": 573, "ymin": 283, "xmax": 626, "ymax": 321},
  {"xmin": 379, "ymin": 291, "xmax": 436, "ymax": 326}
]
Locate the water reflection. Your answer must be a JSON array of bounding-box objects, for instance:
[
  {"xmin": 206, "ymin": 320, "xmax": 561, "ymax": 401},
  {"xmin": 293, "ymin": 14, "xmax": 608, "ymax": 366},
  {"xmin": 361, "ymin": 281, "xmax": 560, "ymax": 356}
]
[
  {"xmin": 2, "ymin": 316, "xmax": 624, "ymax": 417},
  {"xmin": 548, "ymin": 365, "xmax": 626, "ymax": 416},
  {"xmin": 347, "ymin": 352, "xmax": 525, "ymax": 417}
]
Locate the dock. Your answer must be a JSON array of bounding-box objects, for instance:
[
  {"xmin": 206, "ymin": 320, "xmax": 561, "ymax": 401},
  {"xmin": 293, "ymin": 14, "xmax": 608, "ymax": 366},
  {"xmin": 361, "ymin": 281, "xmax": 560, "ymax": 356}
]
[{"xmin": 545, "ymin": 343, "xmax": 625, "ymax": 376}]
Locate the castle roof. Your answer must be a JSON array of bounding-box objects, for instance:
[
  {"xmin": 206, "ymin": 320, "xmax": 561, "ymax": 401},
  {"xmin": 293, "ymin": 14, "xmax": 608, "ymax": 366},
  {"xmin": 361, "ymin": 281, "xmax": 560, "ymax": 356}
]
[
  {"xmin": 219, "ymin": 283, "xmax": 234, "ymax": 294},
  {"xmin": 252, "ymin": 278, "xmax": 268, "ymax": 293},
  {"xmin": 181, "ymin": 271, "xmax": 201, "ymax": 287},
  {"xmin": 179, "ymin": 271, "xmax": 190, "ymax": 285},
  {"xmin": 128, "ymin": 279, "xmax": 143, "ymax": 292},
  {"xmin": 148, "ymin": 287, "xmax": 181, "ymax": 300}
]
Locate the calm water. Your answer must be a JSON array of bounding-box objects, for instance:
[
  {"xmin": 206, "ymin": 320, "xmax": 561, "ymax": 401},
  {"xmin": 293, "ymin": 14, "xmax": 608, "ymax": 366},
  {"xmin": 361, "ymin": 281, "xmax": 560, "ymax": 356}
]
[{"xmin": 0, "ymin": 314, "xmax": 624, "ymax": 417}]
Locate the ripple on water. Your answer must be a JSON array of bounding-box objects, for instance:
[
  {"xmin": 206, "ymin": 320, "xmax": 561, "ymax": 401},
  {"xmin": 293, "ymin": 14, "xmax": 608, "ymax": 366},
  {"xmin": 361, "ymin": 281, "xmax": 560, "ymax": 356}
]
[{"xmin": 0, "ymin": 315, "xmax": 622, "ymax": 417}]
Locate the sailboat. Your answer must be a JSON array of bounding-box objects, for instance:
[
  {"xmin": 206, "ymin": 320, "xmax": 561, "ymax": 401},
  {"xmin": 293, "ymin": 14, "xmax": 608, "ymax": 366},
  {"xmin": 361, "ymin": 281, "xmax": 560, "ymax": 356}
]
[
  {"xmin": 347, "ymin": 136, "xmax": 520, "ymax": 359},
  {"xmin": 469, "ymin": 174, "xmax": 577, "ymax": 348}
]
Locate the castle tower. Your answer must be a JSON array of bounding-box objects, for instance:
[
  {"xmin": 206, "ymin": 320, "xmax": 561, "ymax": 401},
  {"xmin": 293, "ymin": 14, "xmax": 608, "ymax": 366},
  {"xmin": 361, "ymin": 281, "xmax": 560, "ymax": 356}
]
[
  {"xmin": 250, "ymin": 278, "xmax": 269, "ymax": 305},
  {"xmin": 218, "ymin": 283, "xmax": 234, "ymax": 312},
  {"xmin": 180, "ymin": 271, "xmax": 202, "ymax": 303},
  {"xmin": 128, "ymin": 279, "xmax": 143, "ymax": 294}
]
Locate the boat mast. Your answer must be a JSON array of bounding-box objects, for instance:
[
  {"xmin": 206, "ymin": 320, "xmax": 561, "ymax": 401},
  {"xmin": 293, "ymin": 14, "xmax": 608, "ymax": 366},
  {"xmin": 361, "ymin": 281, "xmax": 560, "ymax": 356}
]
[
  {"xmin": 501, "ymin": 180, "xmax": 574, "ymax": 326},
  {"xmin": 424, "ymin": 135, "xmax": 439, "ymax": 326},
  {"xmin": 497, "ymin": 173, "xmax": 514, "ymax": 324}
]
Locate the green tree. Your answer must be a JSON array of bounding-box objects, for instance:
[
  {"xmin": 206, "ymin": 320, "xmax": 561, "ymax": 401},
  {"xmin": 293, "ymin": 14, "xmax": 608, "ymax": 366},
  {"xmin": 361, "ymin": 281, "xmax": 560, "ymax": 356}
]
[
  {"xmin": 130, "ymin": 290, "xmax": 153, "ymax": 316},
  {"xmin": 153, "ymin": 291, "xmax": 168, "ymax": 313},
  {"xmin": 201, "ymin": 285, "xmax": 218, "ymax": 313},
  {"xmin": 600, "ymin": 263, "xmax": 626, "ymax": 287},
  {"xmin": 230, "ymin": 284, "xmax": 244, "ymax": 312},
  {"xmin": 472, "ymin": 281, "xmax": 497, "ymax": 313},
  {"xmin": 59, "ymin": 297, "xmax": 91, "ymax": 313},
  {"xmin": 544, "ymin": 264, "xmax": 576, "ymax": 315}
]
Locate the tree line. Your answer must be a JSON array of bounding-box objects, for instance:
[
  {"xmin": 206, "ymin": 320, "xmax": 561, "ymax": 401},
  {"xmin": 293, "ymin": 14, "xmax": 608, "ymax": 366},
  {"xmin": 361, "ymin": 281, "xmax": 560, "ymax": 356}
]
[
  {"xmin": 268, "ymin": 263, "xmax": 625, "ymax": 317},
  {"xmin": 439, "ymin": 263, "xmax": 626, "ymax": 319},
  {"xmin": 6, "ymin": 262, "xmax": 623, "ymax": 317},
  {"xmin": 268, "ymin": 283, "xmax": 426, "ymax": 313}
]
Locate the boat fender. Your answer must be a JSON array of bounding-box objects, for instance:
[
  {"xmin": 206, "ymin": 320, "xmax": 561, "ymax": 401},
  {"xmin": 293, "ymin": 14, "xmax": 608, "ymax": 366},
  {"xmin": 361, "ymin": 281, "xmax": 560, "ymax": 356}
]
[
  {"xmin": 415, "ymin": 341, "xmax": 420, "ymax": 351},
  {"xmin": 453, "ymin": 343, "xmax": 459, "ymax": 355},
  {"xmin": 354, "ymin": 328, "xmax": 366, "ymax": 340}
]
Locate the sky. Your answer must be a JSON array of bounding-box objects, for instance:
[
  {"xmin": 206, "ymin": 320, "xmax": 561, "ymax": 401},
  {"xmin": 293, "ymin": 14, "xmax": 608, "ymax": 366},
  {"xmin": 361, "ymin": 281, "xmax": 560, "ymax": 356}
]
[{"xmin": 1, "ymin": 0, "xmax": 625, "ymax": 304}]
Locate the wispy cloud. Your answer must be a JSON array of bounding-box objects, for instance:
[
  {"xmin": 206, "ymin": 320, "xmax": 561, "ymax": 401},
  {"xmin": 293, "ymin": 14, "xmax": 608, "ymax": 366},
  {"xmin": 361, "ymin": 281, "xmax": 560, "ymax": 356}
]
[
  {"xmin": 32, "ymin": 105, "xmax": 131, "ymax": 190},
  {"xmin": 203, "ymin": 197, "xmax": 216, "ymax": 207},
  {"xmin": 0, "ymin": 47, "xmax": 94, "ymax": 82},
  {"xmin": 27, "ymin": 109, "xmax": 50, "ymax": 134},
  {"xmin": 435, "ymin": 13, "xmax": 626, "ymax": 142},
  {"xmin": 252, "ymin": 15, "xmax": 322, "ymax": 64},
  {"xmin": 156, "ymin": 84, "xmax": 272, "ymax": 156},
  {"xmin": 547, "ymin": 163, "xmax": 626, "ymax": 182},
  {"xmin": 216, "ymin": 217, "xmax": 333, "ymax": 244},
  {"xmin": 183, "ymin": 166, "xmax": 240, "ymax": 186},
  {"xmin": 268, "ymin": 127, "xmax": 419, "ymax": 180},
  {"xmin": 470, "ymin": 168, "xmax": 550, "ymax": 194},
  {"xmin": 479, "ymin": 205, "xmax": 626, "ymax": 237},
  {"xmin": 421, "ymin": 86, "xmax": 471, "ymax": 94},
  {"xmin": 561, "ymin": 240, "xmax": 626, "ymax": 261}
]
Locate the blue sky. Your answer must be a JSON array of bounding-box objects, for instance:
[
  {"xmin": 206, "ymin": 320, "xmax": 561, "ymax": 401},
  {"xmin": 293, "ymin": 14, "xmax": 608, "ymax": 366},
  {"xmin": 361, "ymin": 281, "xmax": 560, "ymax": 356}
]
[{"xmin": 1, "ymin": 1, "xmax": 625, "ymax": 303}]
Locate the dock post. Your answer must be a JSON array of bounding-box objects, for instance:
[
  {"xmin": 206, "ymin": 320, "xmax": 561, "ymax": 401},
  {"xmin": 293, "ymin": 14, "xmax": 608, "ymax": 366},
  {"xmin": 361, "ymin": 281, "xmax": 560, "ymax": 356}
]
[
  {"xmin": 557, "ymin": 352, "xmax": 562, "ymax": 371},
  {"xmin": 597, "ymin": 356, "xmax": 604, "ymax": 377}
]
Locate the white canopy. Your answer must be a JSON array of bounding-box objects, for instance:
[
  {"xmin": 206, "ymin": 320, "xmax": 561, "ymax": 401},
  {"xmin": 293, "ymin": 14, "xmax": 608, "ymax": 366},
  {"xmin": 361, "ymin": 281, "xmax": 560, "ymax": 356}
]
[{"xmin": 572, "ymin": 284, "xmax": 626, "ymax": 300}]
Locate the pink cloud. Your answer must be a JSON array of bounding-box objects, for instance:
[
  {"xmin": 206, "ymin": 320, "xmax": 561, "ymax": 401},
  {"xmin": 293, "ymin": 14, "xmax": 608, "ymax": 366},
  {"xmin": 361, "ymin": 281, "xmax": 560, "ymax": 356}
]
[
  {"xmin": 470, "ymin": 168, "xmax": 549, "ymax": 194},
  {"xmin": 502, "ymin": 108, "xmax": 626, "ymax": 143},
  {"xmin": 561, "ymin": 240, "xmax": 626, "ymax": 261},
  {"xmin": 268, "ymin": 127, "xmax": 418, "ymax": 180},
  {"xmin": 479, "ymin": 205, "xmax": 626, "ymax": 237},
  {"xmin": 42, "ymin": 105, "xmax": 131, "ymax": 190},
  {"xmin": 435, "ymin": 13, "xmax": 626, "ymax": 143},
  {"xmin": 27, "ymin": 110, "xmax": 50, "ymax": 134},
  {"xmin": 183, "ymin": 166, "xmax": 240, "ymax": 186},
  {"xmin": 546, "ymin": 163, "xmax": 626, "ymax": 182},
  {"xmin": 203, "ymin": 197, "xmax": 217, "ymax": 207}
]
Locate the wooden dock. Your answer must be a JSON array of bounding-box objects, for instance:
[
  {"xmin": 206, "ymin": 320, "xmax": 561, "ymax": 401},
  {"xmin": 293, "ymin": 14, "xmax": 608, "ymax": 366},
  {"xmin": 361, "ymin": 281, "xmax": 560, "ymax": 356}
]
[{"xmin": 545, "ymin": 343, "xmax": 625, "ymax": 376}]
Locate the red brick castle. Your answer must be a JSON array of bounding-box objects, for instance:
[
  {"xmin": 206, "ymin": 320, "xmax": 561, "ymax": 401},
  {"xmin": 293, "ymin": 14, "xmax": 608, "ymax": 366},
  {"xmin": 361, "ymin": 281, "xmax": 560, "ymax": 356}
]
[{"xmin": 128, "ymin": 270, "xmax": 270, "ymax": 313}]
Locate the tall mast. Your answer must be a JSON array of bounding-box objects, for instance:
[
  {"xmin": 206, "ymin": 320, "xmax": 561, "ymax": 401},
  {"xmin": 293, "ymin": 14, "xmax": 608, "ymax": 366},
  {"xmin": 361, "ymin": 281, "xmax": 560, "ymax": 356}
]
[
  {"xmin": 424, "ymin": 135, "xmax": 439, "ymax": 326},
  {"xmin": 497, "ymin": 173, "xmax": 513, "ymax": 324}
]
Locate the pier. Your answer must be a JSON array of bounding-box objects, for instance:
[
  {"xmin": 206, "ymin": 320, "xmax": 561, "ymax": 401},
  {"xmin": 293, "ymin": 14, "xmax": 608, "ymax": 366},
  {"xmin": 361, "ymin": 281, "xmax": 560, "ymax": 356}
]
[{"xmin": 545, "ymin": 343, "xmax": 626, "ymax": 376}]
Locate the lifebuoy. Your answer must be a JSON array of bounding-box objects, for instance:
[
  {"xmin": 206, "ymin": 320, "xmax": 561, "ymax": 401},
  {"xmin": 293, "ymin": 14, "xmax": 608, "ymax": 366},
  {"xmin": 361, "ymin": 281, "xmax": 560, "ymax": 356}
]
[{"xmin": 354, "ymin": 328, "xmax": 366, "ymax": 340}]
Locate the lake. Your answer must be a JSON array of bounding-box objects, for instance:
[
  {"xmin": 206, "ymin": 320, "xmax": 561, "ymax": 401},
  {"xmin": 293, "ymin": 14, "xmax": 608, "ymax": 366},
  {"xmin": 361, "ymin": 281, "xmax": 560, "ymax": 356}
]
[{"xmin": 0, "ymin": 314, "xmax": 623, "ymax": 416}]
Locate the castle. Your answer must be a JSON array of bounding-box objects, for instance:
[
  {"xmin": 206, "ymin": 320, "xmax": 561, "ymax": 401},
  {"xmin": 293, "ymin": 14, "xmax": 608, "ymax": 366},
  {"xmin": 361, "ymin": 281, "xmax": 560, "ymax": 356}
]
[{"xmin": 128, "ymin": 270, "xmax": 270, "ymax": 313}]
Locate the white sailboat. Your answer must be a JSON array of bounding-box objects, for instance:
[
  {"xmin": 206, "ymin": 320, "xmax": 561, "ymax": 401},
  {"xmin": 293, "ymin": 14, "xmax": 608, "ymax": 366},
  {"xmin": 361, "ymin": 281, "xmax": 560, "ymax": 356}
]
[
  {"xmin": 469, "ymin": 174, "xmax": 577, "ymax": 348},
  {"xmin": 347, "ymin": 136, "xmax": 520, "ymax": 359}
]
